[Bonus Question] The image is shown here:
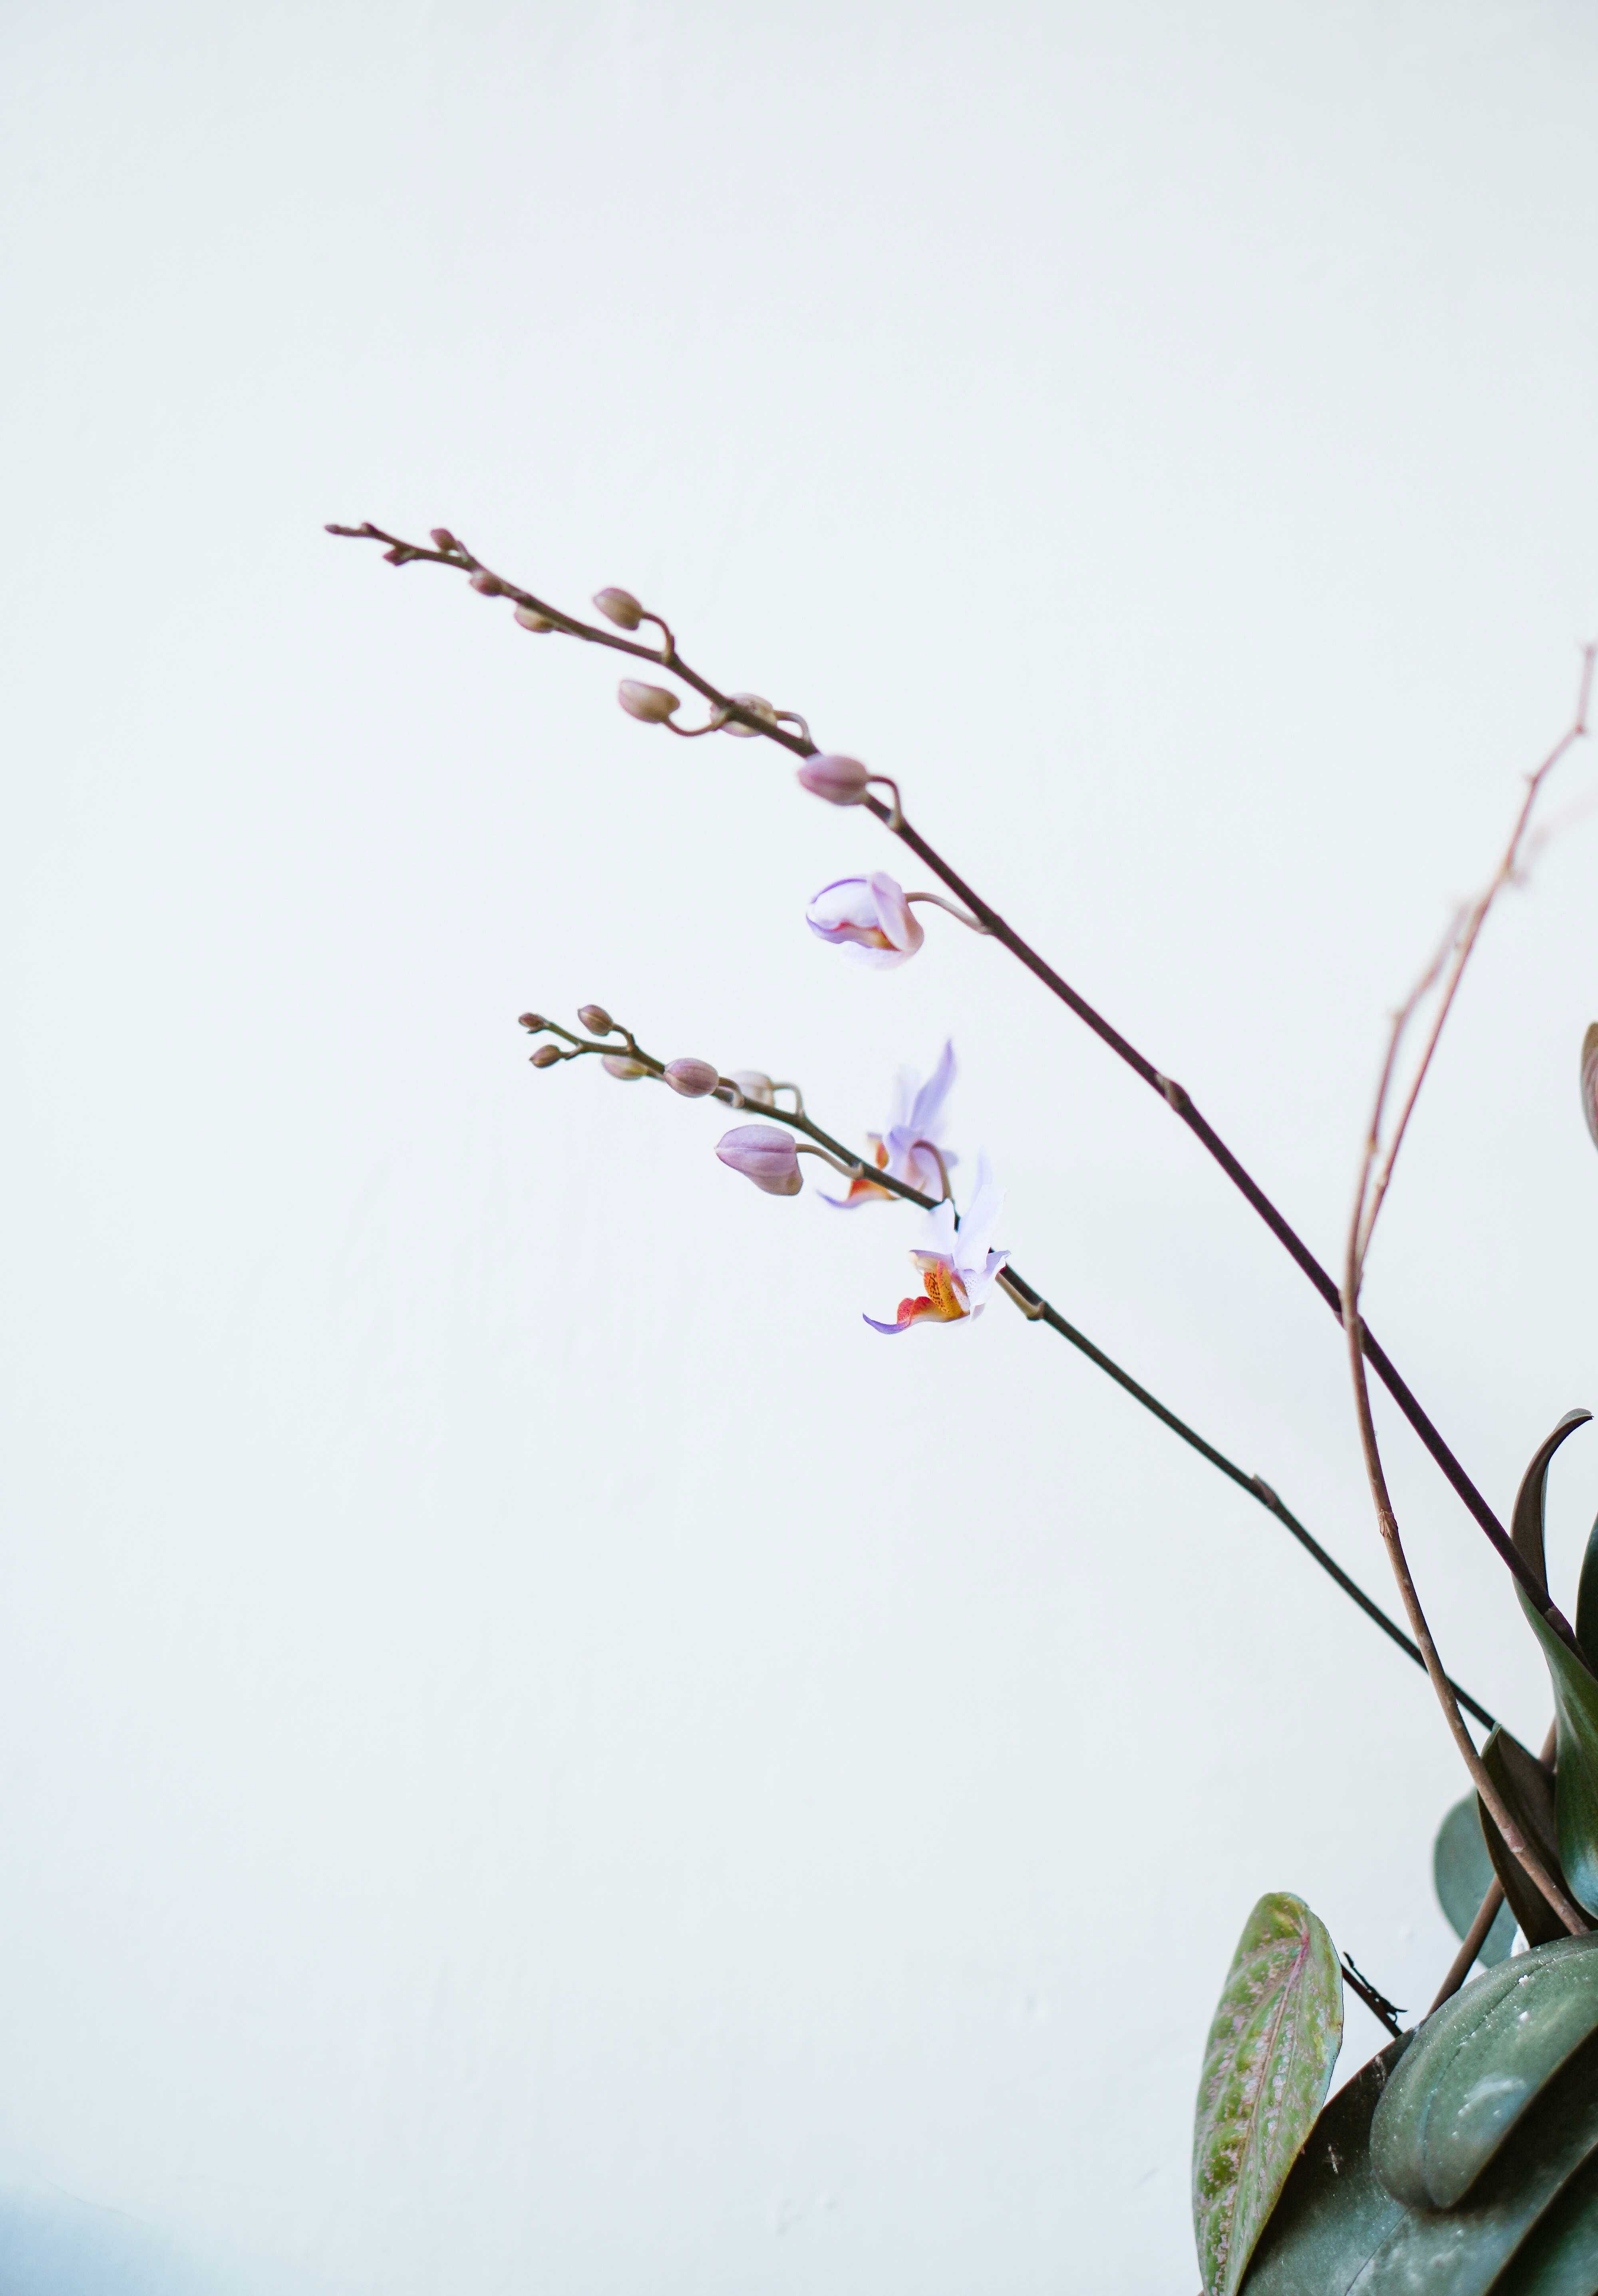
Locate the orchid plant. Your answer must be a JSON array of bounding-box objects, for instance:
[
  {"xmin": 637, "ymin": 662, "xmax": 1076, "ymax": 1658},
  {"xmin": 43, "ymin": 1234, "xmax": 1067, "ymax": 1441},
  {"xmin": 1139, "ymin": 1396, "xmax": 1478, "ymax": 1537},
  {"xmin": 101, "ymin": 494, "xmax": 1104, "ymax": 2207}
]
[{"xmin": 331, "ymin": 516, "xmax": 1598, "ymax": 2294}]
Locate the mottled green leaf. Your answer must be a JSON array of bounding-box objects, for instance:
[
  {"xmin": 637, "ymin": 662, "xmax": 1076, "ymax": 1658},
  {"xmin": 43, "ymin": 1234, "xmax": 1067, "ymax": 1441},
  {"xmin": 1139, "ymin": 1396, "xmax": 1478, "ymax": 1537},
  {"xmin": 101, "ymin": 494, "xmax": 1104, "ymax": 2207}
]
[
  {"xmin": 1245, "ymin": 1942, "xmax": 1598, "ymax": 2292},
  {"xmin": 1193, "ymin": 1893, "xmax": 1343, "ymax": 2296},
  {"xmin": 1512, "ymin": 1410, "xmax": 1598, "ymax": 1917},
  {"xmin": 1477, "ymin": 1725, "xmax": 1567, "ymax": 1950},
  {"xmin": 1241, "ymin": 2040, "xmax": 1409, "ymax": 2292},
  {"xmin": 1371, "ymin": 1931, "xmax": 1598, "ymax": 2207},
  {"xmin": 1433, "ymin": 1795, "xmax": 1516, "ymax": 1967}
]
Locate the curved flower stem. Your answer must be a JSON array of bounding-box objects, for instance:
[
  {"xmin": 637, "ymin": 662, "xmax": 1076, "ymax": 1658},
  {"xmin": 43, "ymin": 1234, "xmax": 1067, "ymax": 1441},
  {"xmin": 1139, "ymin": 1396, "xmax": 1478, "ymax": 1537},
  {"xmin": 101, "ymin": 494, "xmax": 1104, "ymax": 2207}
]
[
  {"xmin": 904, "ymin": 891, "xmax": 990, "ymax": 934},
  {"xmin": 1428, "ymin": 1722, "xmax": 1561, "ymax": 2010},
  {"xmin": 1342, "ymin": 1283, "xmax": 1586, "ymax": 1935},
  {"xmin": 522, "ymin": 1009, "xmax": 1497, "ymax": 1731},
  {"xmin": 330, "ymin": 520, "xmax": 1588, "ymax": 1641},
  {"xmin": 795, "ymin": 1141, "xmax": 860, "ymax": 1179},
  {"xmin": 1429, "ymin": 1879, "xmax": 1506, "ymax": 2014}
]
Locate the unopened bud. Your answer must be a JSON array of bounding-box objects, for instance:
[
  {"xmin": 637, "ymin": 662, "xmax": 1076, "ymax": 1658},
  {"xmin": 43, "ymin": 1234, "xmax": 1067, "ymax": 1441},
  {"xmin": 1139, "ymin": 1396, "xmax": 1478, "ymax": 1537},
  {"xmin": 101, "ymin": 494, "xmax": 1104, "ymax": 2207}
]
[
  {"xmin": 517, "ymin": 1012, "xmax": 547, "ymax": 1031},
  {"xmin": 593, "ymin": 588, "xmax": 644, "ymax": 631},
  {"xmin": 797, "ymin": 754, "xmax": 871, "ymax": 806},
  {"xmin": 1583, "ymin": 1023, "xmax": 1598, "ymax": 1152},
  {"xmin": 430, "ymin": 528, "xmax": 459, "ymax": 552},
  {"xmin": 515, "ymin": 603, "xmax": 555, "ymax": 633},
  {"xmin": 530, "ymin": 1044, "xmax": 564, "ymax": 1068},
  {"xmin": 723, "ymin": 692, "xmax": 777, "ymax": 739},
  {"xmin": 664, "ymin": 1058, "xmax": 720, "ymax": 1098},
  {"xmin": 602, "ymin": 1054, "xmax": 650, "ymax": 1081},
  {"xmin": 618, "ymin": 680, "xmax": 680, "ymax": 723},
  {"xmin": 577, "ymin": 1004, "xmax": 614, "ymax": 1035},
  {"xmin": 728, "ymin": 1071, "xmax": 776, "ymax": 1107},
  {"xmin": 469, "ymin": 569, "xmax": 505, "ymax": 596},
  {"xmin": 716, "ymin": 1125, "xmax": 802, "ymax": 1196}
]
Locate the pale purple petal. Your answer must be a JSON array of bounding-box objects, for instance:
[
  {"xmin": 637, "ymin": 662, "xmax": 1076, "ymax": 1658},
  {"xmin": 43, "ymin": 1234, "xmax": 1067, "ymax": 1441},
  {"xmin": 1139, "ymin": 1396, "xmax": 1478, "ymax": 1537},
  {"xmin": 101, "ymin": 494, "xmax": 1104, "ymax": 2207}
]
[
  {"xmin": 805, "ymin": 878, "xmax": 881, "ymax": 939},
  {"xmin": 868, "ymin": 872, "xmax": 923, "ymax": 957},
  {"xmin": 716, "ymin": 1125, "xmax": 802, "ymax": 1196},
  {"xmin": 909, "ymin": 1040, "xmax": 956, "ymax": 1136}
]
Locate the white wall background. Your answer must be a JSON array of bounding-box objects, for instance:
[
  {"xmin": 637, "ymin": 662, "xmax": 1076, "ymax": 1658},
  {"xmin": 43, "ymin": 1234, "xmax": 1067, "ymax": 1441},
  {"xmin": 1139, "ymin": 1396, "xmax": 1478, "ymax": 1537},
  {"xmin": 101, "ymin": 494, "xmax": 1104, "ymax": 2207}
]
[{"xmin": 2, "ymin": 2, "xmax": 1598, "ymax": 2288}]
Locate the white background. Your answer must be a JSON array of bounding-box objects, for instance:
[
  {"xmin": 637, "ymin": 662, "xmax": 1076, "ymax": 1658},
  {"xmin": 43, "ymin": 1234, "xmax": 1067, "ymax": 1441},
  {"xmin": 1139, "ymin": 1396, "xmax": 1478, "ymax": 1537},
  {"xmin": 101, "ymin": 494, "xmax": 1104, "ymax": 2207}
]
[{"xmin": 3, "ymin": 2, "xmax": 1598, "ymax": 2288}]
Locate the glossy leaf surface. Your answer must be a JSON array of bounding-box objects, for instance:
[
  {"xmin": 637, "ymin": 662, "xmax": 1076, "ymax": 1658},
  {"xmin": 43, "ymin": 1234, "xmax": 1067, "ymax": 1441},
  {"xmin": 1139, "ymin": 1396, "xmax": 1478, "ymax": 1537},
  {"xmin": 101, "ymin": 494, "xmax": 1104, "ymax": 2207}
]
[
  {"xmin": 1245, "ymin": 1945, "xmax": 1598, "ymax": 2292},
  {"xmin": 1433, "ymin": 1795, "xmax": 1515, "ymax": 1967},
  {"xmin": 1193, "ymin": 1893, "xmax": 1342, "ymax": 2296},
  {"xmin": 1512, "ymin": 1410, "xmax": 1598, "ymax": 1917},
  {"xmin": 1511, "ymin": 2148, "xmax": 1598, "ymax": 2295},
  {"xmin": 1371, "ymin": 1931, "xmax": 1598, "ymax": 2207}
]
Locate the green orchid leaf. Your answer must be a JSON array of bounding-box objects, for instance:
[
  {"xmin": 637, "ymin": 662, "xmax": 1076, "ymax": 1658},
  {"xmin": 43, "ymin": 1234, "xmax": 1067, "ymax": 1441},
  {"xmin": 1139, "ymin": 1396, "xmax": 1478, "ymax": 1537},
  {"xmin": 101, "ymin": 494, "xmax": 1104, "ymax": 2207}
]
[
  {"xmin": 1433, "ymin": 1795, "xmax": 1515, "ymax": 1966},
  {"xmin": 1193, "ymin": 1893, "xmax": 1343, "ymax": 2296},
  {"xmin": 1576, "ymin": 1514, "xmax": 1598, "ymax": 1670},
  {"xmin": 1371, "ymin": 1932, "xmax": 1598, "ymax": 2208},
  {"xmin": 1512, "ymin": 1410, "xmax": 1598, "ymax": 1917},
  {"xmin": 1477, "ymin": 1725, "xmax": 1567, "ymax": 1949},
  {"xmin": 1245, "ymin": 1938, "xmax": 1598, "ymax": 2292}
]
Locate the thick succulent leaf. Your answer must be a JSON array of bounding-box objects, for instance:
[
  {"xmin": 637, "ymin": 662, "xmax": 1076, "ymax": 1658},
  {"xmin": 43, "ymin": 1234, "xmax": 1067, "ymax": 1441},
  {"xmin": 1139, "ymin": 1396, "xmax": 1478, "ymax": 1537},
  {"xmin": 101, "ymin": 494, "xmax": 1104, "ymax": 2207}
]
[
  {"xmin": 1371, "ymin": 1931, "xmax": 1598, "ymax": 2207},
  {"xmin": 1193, "ymin": 1893, "xmax": 1343, "ymax": 2296},
  {"xmin": 1477, "ymin": 1726, "xmax": 1567, "ymax": 1950},
  {"xmin": 1357, "ymin": 2030, "xmax": 1598, "ymax": 2292},
  {"xmin": 1433, "ymin": 1795, "xmax": 1516, "ymax": 1967},
  {"xmin": 1513, "ymin": 1411, "xmax": 1598, "ymax": 1917},
  {"xmin": 1511, "ymin": 2147, "xmax": 1598, "ymax": 2295},
  {"xmin": 1241, "ymin": 2039, "xmax": 1409, "ymax": 2292},
  {"xmin": 1246, "ymin": 1952, "xmax": 1598, "ymax": 2294}
]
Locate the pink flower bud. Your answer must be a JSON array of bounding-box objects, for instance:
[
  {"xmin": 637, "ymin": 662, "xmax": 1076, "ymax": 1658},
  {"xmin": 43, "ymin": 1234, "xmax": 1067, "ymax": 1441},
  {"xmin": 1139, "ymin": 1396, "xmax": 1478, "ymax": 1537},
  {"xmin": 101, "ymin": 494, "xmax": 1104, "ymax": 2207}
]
[
  {"xmin": 602, "ymin": 1054, "xmax": 649, "ymax": 1080},
  {"xmin": 517, "ymin": 1011, "xmax": 546, "ymax": 1031},
  {"xmin": 577, "ymin": 1004, "xmax": 614, "ymax": 1035},
  {"xmin": 593, "ymin": 587, "xmax": 644, "ymax": 631},
  {"xmin": 723, "ymin": 692, "xmax": 777, "ymax": 739},
  {"xmin": 430, "ymin": 528, "xmax": 459, "ymax": 552},
  {"xmin": 664, "ymin": 1058, "xmax": 719, "ymax": 1098},
  {"xmin": 469, "ymin": 569, "xmax": 505, "ymax": 596},
  {"xmin": 515, "ymin": 603, "xmax": 555, "ymax": 633},
  {"xmin": 716, "ymin": 1125, "xmax": 802, "ymax": 1195},
  {"xmin": 1584, "ymin": 1023, "xmax": 1598, "ymax": 1152},
  {"xmin": 530, "ymin": 1044, "xmax": 563, "ymax": 1068},
  {"xmin": 618, "ymin": 680, "xmax": 680, "ymax": 723},
  {"xmin": 797, "ymin": 754, "xmax": 871, "ymax": 806},
  {"xmin": 729, "ymin": 1071, "xmax": 776, "ymax": 1106}
]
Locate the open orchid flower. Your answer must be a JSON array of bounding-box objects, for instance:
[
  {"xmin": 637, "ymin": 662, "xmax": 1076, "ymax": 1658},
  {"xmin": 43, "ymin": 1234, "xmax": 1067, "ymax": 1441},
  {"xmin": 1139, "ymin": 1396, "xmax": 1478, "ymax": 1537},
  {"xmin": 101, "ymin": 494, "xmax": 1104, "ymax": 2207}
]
[
  {"xmin": 865, "ymin": 1154, "xmax": 1008, "ymax": 1334},
  {"xmin": 805, "ymin": 872, "xmax": 924, "ymax": 969},
  {"xmin": 824, "ymin": 1039, "xmax": 959, "ymax": 1207}
]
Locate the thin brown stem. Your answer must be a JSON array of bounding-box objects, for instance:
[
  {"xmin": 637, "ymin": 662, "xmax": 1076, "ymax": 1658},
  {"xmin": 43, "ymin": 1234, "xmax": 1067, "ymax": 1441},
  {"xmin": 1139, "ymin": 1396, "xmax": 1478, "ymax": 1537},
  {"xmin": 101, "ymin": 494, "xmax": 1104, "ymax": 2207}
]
[
  {"xmin": 1342, "ymin": 1291, "xmax": 1586, "ymax": 1935},
  {"xmin": 1429, "ymin": 1879, "xmax": 1507, "ymax": 2014},
  {"xmin": 518, "ymin": 1009, "xmax": 1497, "ymax": 1730},
  {"xmin": 1354, "ymin": 644, "xmax": 1595, "ymax": 1282},
  {"xmin": 333, "ymin": 521, "xmax": 1590, "ymax": 1637}
]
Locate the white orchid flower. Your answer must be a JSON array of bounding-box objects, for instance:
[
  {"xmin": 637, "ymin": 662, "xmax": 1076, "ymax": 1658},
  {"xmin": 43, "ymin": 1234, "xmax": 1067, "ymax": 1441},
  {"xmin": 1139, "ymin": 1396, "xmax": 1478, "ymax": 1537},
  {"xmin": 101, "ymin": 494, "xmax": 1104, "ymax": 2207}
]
[
  {"xmin": 824, "ymin": 1039, "xmax": 960, "ymax": 1207},
  {"xmin": 864, "ymin": 1153, "xmax": 1009, "ymax": 1334}
]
